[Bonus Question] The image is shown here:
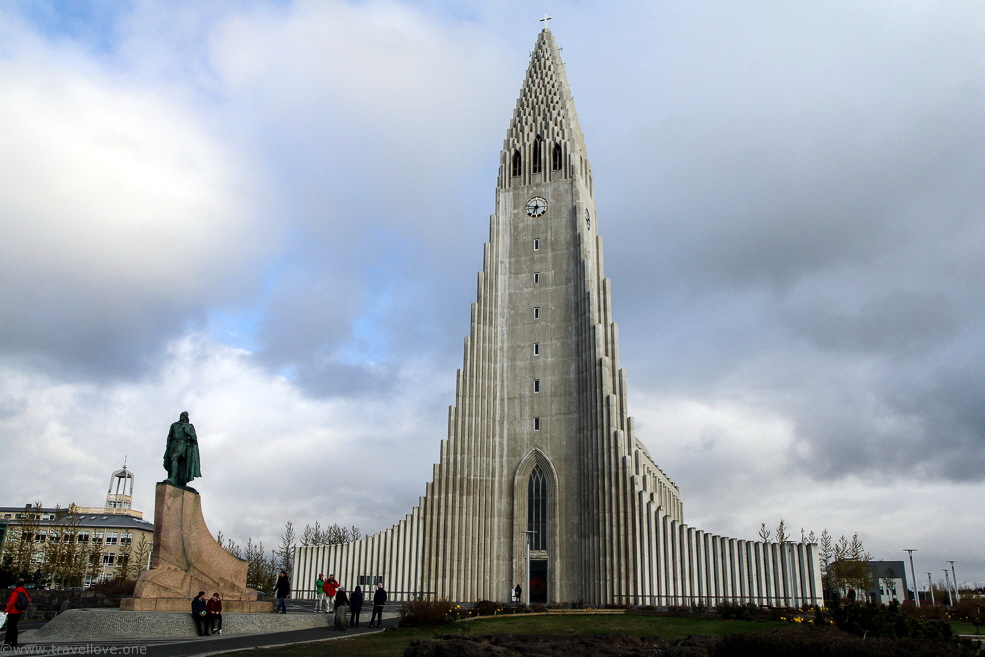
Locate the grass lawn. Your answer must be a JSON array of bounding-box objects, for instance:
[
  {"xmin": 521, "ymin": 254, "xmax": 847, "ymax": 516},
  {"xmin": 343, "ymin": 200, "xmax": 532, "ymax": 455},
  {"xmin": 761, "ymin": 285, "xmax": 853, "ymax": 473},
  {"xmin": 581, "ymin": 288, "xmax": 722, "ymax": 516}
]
[
  {"xmin": 226, "ymin": 614, "xmax": 791, "ymax": 657},
  {"xmin": 951, "ymin": 621, "xmax": 984, "ymax": 636}
]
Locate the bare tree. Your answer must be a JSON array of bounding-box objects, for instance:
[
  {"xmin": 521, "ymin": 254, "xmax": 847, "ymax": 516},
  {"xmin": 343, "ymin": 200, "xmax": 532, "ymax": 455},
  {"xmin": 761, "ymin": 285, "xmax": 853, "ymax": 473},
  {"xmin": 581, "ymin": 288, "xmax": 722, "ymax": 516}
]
[
  {"xmin": 244, "ymin": 538, "xmax": 276, "ymax": 593},
  {"xmin": 42, "ymin": 504, "xmax": 87, "ymax": 587},
  {"xmin": 2, "ymin": 502, "xmax": 44, "ymax": 579},
  {"xmin": 774, "ymin": 519, "xmax": 789, "ymax": 544},
  {"xmin": 85, "ymin": 535, "xmax": 105, "ymax": 586},
  {"xmin": 300, "ymin": 522, "xmax": 362, "ymax": 546},
  {"xmin": 217, "ymin": 531, "xmax": 243, "ymax": 559},
  {"xmin": 132, "ymin": 534, "xmax": 152, "ymax": 575},
  {"xmin": 275, "ymin": 521, "xmax": 296, "ymax": 574}
]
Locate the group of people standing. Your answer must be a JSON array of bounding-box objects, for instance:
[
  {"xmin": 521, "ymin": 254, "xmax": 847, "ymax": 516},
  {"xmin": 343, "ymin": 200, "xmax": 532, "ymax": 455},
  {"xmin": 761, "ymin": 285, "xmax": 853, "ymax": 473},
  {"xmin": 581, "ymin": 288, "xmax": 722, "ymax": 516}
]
[
  {"xmin": 190, "ymin": 591, "xmax": 223, "ymax": 637},
  {"xmin": 314, "ymin": 573, "xmax": 388, "ymax": 629},
  {"xmin": 185, "ymin": 570, "xmax": 388, "ymax": 636}
]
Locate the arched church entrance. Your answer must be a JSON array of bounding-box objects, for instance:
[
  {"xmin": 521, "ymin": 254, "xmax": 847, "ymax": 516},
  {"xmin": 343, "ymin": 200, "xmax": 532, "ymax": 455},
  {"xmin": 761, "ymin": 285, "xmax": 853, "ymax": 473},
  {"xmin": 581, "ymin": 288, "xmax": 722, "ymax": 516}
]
[
  {"xmin": 514, "ymin": 451, "xmax": 557, "ymax": 604},
  {"xmin": 528, "ymin": 464, "xmax": 548, "ymax": 603}
]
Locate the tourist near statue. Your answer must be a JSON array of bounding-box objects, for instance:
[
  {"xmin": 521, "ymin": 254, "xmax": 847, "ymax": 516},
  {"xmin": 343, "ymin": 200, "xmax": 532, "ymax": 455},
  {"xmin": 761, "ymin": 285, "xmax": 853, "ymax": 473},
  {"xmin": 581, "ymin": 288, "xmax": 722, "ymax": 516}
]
[{"xmin": 163, "ymin": 411, "xmax": 202, "ymax": 487}]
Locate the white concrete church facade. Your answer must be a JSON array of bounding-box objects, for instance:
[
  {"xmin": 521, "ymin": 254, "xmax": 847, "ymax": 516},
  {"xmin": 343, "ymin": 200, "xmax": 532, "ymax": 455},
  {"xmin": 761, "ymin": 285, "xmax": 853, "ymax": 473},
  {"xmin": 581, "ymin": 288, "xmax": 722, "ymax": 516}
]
[{"xmin": 294, "ymin": 28, "xmax": 824, "ymax": 607}]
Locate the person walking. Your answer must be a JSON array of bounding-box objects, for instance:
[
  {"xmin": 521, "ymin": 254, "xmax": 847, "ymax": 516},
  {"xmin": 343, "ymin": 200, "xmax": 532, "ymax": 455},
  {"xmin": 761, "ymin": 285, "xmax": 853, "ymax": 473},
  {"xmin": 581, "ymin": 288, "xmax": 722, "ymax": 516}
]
[
  {"xmin": 322, "ymin": 573, "xmax": 339, "ymax": 612},
  {"xmin": 274, "ymin": 570, "xmax": 290, "ymax": 614},
  {"xmin": 3, "ymin": 579, "xmax": 31, "ymax": 647},
  {"xmin": 349, "ymin": 585, "xmax": 364, "ymax": 627},
  {"xmin": 314, "ymin": 573, "xmax": 326, "ymax": 612},
  {"xmin": 369, "ymin": 582, "xmax": 387, "ymax": 627},
  {"xmin": 333, "ymin": 587, "xmax": 349, "ymax": 631},
  {"xmin": 207, "ymin": 592, "xmax": 223, "ymax": 635},
  {"xmin": 191, "ymin": 591, "xmax": 209, "ymax": 636}
]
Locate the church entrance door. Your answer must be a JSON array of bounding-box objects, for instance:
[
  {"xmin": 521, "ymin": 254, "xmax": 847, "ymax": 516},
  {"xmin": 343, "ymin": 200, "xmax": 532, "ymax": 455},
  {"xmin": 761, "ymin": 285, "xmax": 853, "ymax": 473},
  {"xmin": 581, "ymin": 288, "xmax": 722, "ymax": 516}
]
[{"xmin": 530, "ymin": 559, "xmax": 548, "ymax": 603}]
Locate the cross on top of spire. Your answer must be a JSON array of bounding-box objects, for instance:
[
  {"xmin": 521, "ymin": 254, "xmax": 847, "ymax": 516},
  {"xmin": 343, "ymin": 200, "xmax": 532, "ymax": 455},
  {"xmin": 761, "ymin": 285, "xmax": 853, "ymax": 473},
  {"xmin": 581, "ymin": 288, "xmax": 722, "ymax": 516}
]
[{"xmin": 540, "ymin": 14, "xmax": 551, "ymax": 30}]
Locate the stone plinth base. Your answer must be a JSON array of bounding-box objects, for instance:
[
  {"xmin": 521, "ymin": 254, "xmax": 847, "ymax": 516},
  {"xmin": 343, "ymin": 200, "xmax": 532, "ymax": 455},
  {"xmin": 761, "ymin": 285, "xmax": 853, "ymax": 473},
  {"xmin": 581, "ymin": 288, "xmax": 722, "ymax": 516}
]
[
  {"xmin": 119, "ymin": 597, "xmax": 273, "ymax": 613},
  {"xmin": 127, "ymin": 483, "xmax": 259, "ymax": 608},
  {"xmin": 23, "ymin": 608, "xmax": 327, "ymax": 642}
]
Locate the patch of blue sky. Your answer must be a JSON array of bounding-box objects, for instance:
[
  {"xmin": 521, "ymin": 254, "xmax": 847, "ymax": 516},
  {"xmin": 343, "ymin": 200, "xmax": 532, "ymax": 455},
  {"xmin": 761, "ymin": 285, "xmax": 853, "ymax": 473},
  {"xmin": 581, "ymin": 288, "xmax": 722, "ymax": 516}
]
[
  {"xmin": 204, "ymin": 305, "xmax": 264, "ymax": 353},
  {"xmin": 335, "ymin": 233, "xmax": 409, "ymax": 365},
  {"xmin": 14, "ymin": 0, "xmax": 131, "ymax": 55}
]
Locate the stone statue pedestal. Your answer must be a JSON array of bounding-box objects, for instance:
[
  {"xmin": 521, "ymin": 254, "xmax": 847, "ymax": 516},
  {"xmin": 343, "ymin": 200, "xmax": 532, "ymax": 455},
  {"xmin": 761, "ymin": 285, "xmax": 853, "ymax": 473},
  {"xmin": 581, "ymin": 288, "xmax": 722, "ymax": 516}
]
[{"xmin": 121, "ymin": 483, "xmax": 272, "ymax": 612}]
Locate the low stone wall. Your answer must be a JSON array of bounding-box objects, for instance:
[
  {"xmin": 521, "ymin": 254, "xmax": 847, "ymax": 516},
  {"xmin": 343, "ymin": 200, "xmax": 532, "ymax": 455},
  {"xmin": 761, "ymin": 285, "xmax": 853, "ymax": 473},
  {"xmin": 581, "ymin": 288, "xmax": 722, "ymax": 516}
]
[
  {"xmin": 20, "ymin": 590, "xmax": 120, "ymax": 621},
  {"xmin": 25, "ymin": 608, "xmax": 331, "ymax": 641}
]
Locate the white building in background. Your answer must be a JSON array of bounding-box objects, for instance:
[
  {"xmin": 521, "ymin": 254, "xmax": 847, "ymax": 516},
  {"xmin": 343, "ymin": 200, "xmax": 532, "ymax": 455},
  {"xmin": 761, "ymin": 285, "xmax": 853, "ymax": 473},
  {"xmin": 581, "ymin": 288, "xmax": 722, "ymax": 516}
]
[
  {"xmin": 0, "ymin": 464, "xmax": 153, "ymax": 586},
  {"xmin": 294, "ymin": 26, "xmax": 823, "ymax": 607}
]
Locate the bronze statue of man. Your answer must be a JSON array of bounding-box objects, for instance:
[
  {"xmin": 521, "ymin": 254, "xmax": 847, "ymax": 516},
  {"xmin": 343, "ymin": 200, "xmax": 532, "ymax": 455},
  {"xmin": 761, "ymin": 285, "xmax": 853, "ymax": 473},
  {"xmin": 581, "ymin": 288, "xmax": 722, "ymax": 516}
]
[{"xmin": 163, "ymin": 411, "xmax": 202, "ymax": 487}]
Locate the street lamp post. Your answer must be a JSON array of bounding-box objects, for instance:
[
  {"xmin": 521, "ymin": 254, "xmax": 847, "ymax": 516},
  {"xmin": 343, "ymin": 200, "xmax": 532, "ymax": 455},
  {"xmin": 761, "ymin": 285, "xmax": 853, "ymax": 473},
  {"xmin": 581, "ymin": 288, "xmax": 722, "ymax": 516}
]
[
  {"xmin": 903, "ymin": 549, "xmax": 920, "ymax": 607},
  {"xmin": 947, "ymin": 561, "xmax": 959, "ymax": 604},
  {"xmin": 521, "ymin": 530, "xmax": 535, "ymax": 607},
  {"xmin": 927, "ymin": 572, "xmax": 935, "ymax": 605},
  {"xmin": 943, "ymin": 570, "xmax": 954, "ymax": 606}
]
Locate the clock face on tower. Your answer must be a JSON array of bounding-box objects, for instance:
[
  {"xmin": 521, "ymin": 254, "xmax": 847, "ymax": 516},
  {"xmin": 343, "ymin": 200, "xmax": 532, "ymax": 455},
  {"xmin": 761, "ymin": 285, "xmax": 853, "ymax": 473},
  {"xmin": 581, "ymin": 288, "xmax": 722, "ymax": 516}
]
[{"xmin": 525, "ymin": 196, "xmax": 548, "ymax": 217}]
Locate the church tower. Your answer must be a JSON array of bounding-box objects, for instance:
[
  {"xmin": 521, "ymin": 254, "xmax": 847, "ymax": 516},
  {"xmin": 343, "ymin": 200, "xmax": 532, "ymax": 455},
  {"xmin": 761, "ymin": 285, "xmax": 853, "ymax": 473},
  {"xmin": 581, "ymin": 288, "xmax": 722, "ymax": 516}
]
[
  {"xmin": 419, "ymin": 26, "xmax": 682, "ymax": 603},
  {"xmin": 294, "ymin": 26, "xmax": 822, "ymax": 608}
]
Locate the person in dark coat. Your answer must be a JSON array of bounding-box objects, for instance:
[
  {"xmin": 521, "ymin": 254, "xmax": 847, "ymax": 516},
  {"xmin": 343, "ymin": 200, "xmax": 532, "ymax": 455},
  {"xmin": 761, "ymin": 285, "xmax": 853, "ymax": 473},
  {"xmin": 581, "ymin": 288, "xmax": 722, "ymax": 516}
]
[
  {"xmin": 349, "ymin": 585, "xmax": 364, "ymax": 627},
  {"xmin": 191, "ymin": 591, "xmax": 209, "ymax": 636},
  {"xmin": 274, "ymin": 570, "xmax": 290, "ymax": 614},
  {"xmin": 207, "ymin": 592, "xmax": 223, "ymax": 634},
  {"xmin": 370, "ymin": 582, "xmax": 387, "ymax": 627},
  {"xmin": 333, "ymin": 587, "xmax": 349, "ymax": 631}
]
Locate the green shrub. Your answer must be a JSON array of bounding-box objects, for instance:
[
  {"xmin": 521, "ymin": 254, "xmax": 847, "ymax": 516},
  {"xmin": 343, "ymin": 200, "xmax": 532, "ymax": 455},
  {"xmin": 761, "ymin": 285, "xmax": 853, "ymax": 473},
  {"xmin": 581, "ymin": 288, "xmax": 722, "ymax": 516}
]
[
  {"xmin": 716, "ymin": 601, "xmax": 760, "ymax": 620},
  {"xmin": 714, "ymin": 625, "xmax": 975, "ymax": 657},
  {"xmin": 948, "ymin": 598, "xmax": 985, "ymax": 624},
  {"xmin": 470, "ymin": 600, "xmax": 501, "ymax": 617},
  {"xmin": 399, "ymin": 599, "xmax": 456, "ymax": 627},
  {"xmin": 833, "ymin": 600, "xmax": 957, "ymax": 642}
]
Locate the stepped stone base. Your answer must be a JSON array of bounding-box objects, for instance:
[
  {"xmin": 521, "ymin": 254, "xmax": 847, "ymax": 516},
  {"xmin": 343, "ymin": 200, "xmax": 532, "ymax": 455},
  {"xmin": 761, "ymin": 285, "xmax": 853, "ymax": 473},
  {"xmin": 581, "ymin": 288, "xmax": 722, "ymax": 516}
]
[
  {"xmin": 23, "ymin": 608, "xmax": 328, "ymax": 641},
  {"xmin": 125, "ymin": 483, "xmax": 264, "ymax": 611},
  {"xmin": 119, "ymin": 597, "xmax": 272, "ymax": 612}
]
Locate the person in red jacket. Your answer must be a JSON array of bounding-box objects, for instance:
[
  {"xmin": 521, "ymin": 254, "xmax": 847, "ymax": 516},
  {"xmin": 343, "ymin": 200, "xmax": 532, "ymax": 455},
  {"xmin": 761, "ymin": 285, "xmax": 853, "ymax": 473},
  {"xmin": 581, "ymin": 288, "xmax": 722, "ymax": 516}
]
[
  {"xmin": 4, "ymin": 578, "xmax": 31, "ymax": 647},
  {"xmin": 322, "ymin": 574, "xmax": 339, "ymax": 612}
]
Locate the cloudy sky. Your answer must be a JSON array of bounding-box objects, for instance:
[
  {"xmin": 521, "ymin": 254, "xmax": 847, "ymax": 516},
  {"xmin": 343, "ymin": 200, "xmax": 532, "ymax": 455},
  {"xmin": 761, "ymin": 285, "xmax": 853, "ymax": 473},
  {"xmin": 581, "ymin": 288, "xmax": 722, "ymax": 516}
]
[{"xmin": 1, "ymin": 1, "xmax": 982, "ymax": 589}]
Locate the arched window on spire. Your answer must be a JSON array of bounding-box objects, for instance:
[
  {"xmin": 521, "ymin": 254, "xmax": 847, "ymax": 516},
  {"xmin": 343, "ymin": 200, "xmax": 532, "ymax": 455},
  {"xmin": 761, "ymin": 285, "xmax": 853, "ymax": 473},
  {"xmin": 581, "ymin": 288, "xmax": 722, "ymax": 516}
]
[
  {"xmin": 552, "ymin": 142, "xmax": 562, "ymax": 170},
  {"xmin": 532, "ymin": 136, "xmax": 543, "ymax": 174},
  {"xmin": 528, "ymin": 464, "xmax": 547, "ymax": 550},
  {"xmin": 511, "ymin": 149, "xmax": 522, "ymax": 177}
]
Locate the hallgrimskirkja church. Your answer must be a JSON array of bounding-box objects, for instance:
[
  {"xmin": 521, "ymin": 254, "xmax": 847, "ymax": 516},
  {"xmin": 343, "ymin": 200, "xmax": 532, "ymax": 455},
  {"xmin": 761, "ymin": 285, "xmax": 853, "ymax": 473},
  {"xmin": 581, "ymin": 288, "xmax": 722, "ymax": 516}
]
[{"xmin": 293, "ymin": 27, "xmax": 824, "ymax": 607}]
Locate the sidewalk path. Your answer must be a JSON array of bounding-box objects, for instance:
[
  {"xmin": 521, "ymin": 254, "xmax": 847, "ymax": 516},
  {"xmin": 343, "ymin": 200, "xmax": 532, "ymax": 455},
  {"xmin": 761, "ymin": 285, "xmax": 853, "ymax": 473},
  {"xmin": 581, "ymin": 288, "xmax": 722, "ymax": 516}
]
[{"xmin": 14, "ymin": 603, "xmax": 398, "ymax": 657}]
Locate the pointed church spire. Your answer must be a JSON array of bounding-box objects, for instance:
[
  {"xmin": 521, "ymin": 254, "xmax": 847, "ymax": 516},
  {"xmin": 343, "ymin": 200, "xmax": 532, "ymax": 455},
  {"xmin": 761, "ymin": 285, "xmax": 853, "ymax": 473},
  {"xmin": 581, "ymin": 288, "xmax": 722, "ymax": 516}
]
[
  {"xmin": 499, "ymin": 28, "xmax": 590, "ymax": 189},
  {"xmin": 292, "ymin": 27, "xmax": 823, "ymax": 611}
]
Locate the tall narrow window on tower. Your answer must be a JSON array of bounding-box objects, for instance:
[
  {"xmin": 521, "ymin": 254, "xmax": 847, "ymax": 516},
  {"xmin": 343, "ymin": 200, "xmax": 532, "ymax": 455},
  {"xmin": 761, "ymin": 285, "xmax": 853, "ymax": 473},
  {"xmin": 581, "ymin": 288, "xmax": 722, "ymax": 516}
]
[
  {"xmin": 532, "ymin": 136, "xmax": 543, "ymax": 174},
  {"xmin": 552, "ymin": 142, "xmax": 562, "ymax": 170},
  {"xmin": 528, "ymin": 465, "xmax": 547, "ymax": 550},
  {"xmin": 512, "ymin": 150, "xmax": 522, "ymax": 177}
]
